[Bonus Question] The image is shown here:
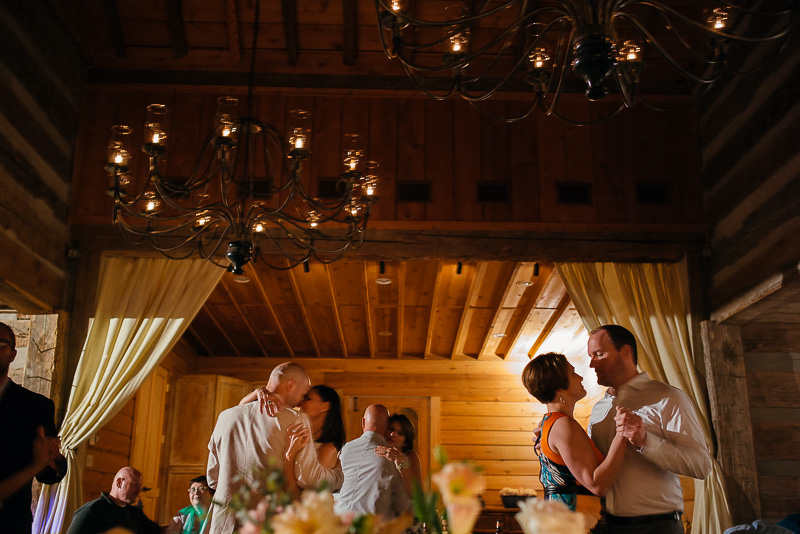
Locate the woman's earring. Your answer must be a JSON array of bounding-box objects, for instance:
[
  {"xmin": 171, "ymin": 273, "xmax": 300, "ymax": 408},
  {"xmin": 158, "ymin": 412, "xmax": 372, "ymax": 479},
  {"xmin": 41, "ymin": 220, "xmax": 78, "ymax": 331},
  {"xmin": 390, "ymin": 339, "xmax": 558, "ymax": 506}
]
[{"xmin": 559, "ymin": 395, "xmax": 565, "ymax": 404}]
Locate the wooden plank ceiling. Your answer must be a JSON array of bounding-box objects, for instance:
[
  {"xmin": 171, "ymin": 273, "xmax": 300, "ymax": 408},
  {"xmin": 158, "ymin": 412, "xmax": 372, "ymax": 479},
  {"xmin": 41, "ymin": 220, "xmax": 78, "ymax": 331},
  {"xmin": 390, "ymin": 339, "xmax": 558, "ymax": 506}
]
[{"xmin": 183, "ymin": 259, "xmax": 586, "ymax": 360}]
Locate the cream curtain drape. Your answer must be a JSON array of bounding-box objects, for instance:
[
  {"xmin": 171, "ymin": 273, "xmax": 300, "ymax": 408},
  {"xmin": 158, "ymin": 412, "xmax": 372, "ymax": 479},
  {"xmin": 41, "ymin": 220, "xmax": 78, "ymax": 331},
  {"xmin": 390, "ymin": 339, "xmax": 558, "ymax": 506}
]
[
  {"xmin": 556, "ymin": 262, "xmax": 732, "ymax": 534},
  {"xmin": 33, "ymin": 256, "xmax": 223, "ymax": 533}
]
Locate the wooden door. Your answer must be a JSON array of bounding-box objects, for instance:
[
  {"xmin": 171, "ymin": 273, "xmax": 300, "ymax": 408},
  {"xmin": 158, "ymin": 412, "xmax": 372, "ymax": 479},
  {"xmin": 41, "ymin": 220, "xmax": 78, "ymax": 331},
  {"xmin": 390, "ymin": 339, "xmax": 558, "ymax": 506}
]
[{"xmin": 343, "ymin": 395, "xmax": 439, "ymax": 490}]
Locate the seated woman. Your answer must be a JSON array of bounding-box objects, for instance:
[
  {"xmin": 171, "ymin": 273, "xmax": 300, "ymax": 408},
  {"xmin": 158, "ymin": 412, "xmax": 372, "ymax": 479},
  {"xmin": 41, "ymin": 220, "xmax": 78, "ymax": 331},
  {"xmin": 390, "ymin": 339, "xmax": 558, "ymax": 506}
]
[
  {"xmin": 165, "ymin": 475, "xmax": 213, "ymax": 534},
  {"xmin": 522, "ymin": 352, "xmax": 626, "ymax": 511},
  {"xmin": 375, "ymin": 413, "xmax": 422, "ymax": 495},
  {"xmin": 240, "ymin": 384, "xmax": 345, "ymax": 494}
]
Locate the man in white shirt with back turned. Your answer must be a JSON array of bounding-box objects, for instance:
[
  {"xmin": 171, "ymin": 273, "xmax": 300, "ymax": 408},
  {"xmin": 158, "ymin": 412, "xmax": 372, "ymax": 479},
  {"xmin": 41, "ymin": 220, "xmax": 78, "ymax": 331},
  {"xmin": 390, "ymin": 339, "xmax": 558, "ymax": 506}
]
[
  {"xmin": 588, "ymin": 324, "xmax": 712, "ymax": 534},
  {"xmin": 335, "ymin": 404, "xmax": 412, "ymax": 520}
]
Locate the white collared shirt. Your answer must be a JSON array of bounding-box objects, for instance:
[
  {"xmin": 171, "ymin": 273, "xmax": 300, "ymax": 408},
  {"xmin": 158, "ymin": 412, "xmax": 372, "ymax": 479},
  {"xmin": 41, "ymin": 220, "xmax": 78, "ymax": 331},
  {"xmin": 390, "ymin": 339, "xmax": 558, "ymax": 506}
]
[{"xmin": 589, "ymin": 372, "xmax": 712, "ymax": 516}]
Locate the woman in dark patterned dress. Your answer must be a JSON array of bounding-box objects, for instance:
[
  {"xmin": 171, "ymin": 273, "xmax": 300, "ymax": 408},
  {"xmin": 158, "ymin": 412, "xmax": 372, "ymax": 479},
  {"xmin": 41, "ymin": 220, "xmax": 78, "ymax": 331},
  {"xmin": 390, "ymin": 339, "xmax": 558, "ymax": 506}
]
[{"xmin": 522, "ymin": 352, "xmax": 627, "ymax": 511}]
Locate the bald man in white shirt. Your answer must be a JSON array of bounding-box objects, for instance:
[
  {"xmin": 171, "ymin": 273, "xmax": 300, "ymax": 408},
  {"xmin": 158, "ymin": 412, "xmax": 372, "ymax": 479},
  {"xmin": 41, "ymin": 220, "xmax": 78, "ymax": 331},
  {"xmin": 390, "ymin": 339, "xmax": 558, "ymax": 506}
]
[{"xmin": 206, "ymin": 362, "xmax": 343, "ymax": 534}]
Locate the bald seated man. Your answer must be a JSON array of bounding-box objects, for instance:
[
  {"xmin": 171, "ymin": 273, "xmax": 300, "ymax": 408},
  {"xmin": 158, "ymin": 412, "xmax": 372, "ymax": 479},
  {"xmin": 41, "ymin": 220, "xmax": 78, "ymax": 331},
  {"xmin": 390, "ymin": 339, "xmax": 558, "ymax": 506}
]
[
  {"xmin": 334, "ymin": 404, "xmax": 412, "ymax": 519},
  {"xmin": 207, "ymin": 362, "xmax": 344, "ymax": 534},
  {"xmin": 67, "ymin": 466, "xmax": 159, "ymax": 534}
]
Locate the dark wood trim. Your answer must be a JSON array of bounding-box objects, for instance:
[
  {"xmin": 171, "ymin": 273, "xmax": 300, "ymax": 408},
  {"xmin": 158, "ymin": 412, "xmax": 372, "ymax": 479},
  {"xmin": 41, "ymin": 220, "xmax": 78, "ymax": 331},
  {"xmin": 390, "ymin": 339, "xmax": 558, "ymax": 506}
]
[
  {"xmin": 342, "ymin": 0, "xmax": 358, "ymax": 66},
  {"xmin": 102, "ymin": 0, "xmax": 127, "ymax": 58},
  {"xmin": 165, "ymin": 0, "xmax": 188, "ymax": 60},
  {"xmin": 280, "ymin": 0, "xmax": 299, "ymax": 66}
]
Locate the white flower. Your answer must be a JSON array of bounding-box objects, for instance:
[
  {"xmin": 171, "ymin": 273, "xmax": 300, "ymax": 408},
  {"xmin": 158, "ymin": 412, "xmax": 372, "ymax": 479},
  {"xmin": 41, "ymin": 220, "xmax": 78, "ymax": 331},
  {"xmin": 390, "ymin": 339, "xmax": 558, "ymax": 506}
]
[
  {"xmin": 515, "ymin": 498, "xmax": 590, "ymax": 534},
  {"xmin": 272, "ymin": 489, "xmax": 349, "ymax": 534},
  {"xmin": 446, "ymin": 500, "xmax": 482, "ymax": 534},
  {"xmin": 431, "ymin": 462, "xmax": 485, "ymax": 505}
]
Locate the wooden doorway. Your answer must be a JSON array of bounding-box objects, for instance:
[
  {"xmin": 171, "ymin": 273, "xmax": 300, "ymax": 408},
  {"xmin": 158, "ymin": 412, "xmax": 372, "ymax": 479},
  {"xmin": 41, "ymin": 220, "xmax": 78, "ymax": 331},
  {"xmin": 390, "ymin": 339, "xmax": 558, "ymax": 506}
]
[{"xmin": 343, "ymin": 396, "xmax": 439, "ymax": 490}]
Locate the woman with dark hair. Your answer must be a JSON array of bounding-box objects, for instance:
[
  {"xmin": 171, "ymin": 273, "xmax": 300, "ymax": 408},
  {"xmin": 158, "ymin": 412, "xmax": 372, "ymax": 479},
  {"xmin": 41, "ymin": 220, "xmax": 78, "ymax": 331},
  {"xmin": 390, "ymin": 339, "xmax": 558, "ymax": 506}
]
[
  {"xmin": 239, "ymin": 384, "xmax": 345, "ymax": 494},
  {"xmin": 165, "ymin": 475, "xmax": 215, "ymax": 533},
  {"xmin": 522, "ymin": 352, "xmax": 626, "ymax": 511},
  {"xmin": 375, "ymin": 413, "xmax": 422, "ymax": 495}
]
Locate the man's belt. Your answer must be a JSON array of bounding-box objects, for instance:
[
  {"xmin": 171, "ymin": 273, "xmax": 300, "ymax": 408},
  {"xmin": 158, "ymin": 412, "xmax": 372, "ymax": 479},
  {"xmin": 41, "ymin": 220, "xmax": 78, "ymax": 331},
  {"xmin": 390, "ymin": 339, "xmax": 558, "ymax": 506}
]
[
  {"xmin": 603, "ymin": 511, "xmax": 682, "ymax": 525},
  {"xmin": 543, "ymin": 486, "xmax": 594, "ymax": 497}
]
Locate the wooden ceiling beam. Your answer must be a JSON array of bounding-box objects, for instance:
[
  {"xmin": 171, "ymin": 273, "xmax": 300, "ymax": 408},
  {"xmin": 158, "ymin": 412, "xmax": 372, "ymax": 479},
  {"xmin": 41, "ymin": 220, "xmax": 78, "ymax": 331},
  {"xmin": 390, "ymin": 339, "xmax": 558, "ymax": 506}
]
[
  {"xmin": 102, "ymin": 0, "xmax": 127, "ymax": 58},
  {"xmin": 451, "ymin": 262, "xmax": 486, "ymax": 359},
  {"xmin": 251, "ymin": 266, "xmax": 296, "ymax": 359},
  {"xmin": 363, "ymin": 261, "xmax": 376, "ymax": 358},
  {"xmin": 325, "ymin": 264, "xmax": 349, "ymax": 358},
  {"xmin": 424, "ymin": 261, "xmax": 445, "ymax": 358},
  {"xmin": 287, "ymin": 265, "xmax": 321, "ymax": 357},
  {"xmin": 165, "ymin": 0, "xmax": 188, "ymax": 59},
  {"xmin": 342, "ymin": 0, "xmax": 358, "ymax": 65},
  {"xmin": 280, "ymin": 0, "xmax": 299, "ymax": 66},
  {"xmin": 397, "ymin": 261, "xmax": 406, "ymax": 358},
  {"xmin": 478, "ymin": 262, "xmax": 533, "ymax": 359},
  {"xmin": 218, "ymin": 276, "xmax": 268, "ymax": 357},
  {"xmin": 507, "ymin": 268, "xmax": 567, "ymax": 360}
]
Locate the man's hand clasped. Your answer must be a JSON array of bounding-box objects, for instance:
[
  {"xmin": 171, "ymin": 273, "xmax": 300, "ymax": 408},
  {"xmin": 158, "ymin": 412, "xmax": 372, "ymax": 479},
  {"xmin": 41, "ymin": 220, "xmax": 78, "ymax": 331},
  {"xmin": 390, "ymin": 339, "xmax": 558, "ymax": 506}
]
[{"xmin": 614, "ymin": 406, "xmax": 647, "ymax": 448}]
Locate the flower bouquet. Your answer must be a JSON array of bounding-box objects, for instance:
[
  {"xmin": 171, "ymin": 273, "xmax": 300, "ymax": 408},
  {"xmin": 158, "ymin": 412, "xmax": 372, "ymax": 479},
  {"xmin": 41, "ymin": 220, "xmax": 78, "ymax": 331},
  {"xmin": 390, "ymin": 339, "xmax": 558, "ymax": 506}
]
[
  {"xmin": 227, "ymin": 466, "xmax": 412, "ymax": 534},
  {"xmin": 515, "ymin": 498, "xmax": 591, "ymax": 534}
]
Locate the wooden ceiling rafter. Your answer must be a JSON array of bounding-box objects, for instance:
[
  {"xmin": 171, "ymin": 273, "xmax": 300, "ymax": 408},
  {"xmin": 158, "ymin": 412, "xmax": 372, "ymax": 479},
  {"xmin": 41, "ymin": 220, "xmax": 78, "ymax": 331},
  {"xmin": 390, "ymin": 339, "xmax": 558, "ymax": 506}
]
[
  {"xmin": 477, "ymin": 261, "xmax": 531, "ymax": 359},
  {"xmin": 251, "ymin": 264, "xmax": 296, "ymax": 359},
  {"xmin": 507, "ymin": 267, "xmax": 568, "ymax": 360},
  {"xmin": 324, "ymin": 263, "xmax": 349, "ymax": 358},
  {"xmin": 424, "ymin": 261, "xmax": 445, "ymax": 359},
  {"xmin": 363, "ymin": 261, "xmax": 377, "ymax": 359},
  {"xmin": 166, "ymin": 0, "xmax": 188, "ymax": 59},
  {"xmin": 527, "ymin": 290, "xmax": 572, "ymax": 358},
  {"xmin": 225, "ymin": 0, "xmax": 241, "ymax": 63},
  {"xmin": 397, "ymin": 261, "xmax": 407, "ymax": 358},
  {"xmin": 499, "ymin": 263, "xmax": 558, "ymax": 359},
  {"xmin": 451, "ymin": 261, "xmax": 488, "ymax": 360},
  {"xmin": 286, "ymin": 264, "xmax": 321, "ymax": 357},
  {"xmin": 201, "ymin": 285, "xmax": 242, "ymax": 357},
  {"xmin": 280, "ymin": 0, "xmax": 299, "ymax": 66},
  {"xmin": 217, "ymin": 275, "xmax": 271, "ymax": 357},
  {"xmin": 102, "ymin": 0, "xmax": 127, "ymax": 58}
]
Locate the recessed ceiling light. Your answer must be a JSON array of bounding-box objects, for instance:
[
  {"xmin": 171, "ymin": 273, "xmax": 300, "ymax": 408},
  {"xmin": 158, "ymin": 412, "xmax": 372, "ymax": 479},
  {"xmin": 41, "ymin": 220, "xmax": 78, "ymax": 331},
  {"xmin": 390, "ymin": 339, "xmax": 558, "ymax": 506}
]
[
  {"xmin": 378, "ymin": 331, "xmax": 393, "ymax": 336},
  {"xmin": 516, "ymin": 281, "xmax": 533, "ymax": 287},
  {"xmin": 492, "ymin": 333, "xmax": 507, "ymax": 338},
  {"xmin": 234, "ymin": 276, "xmax": 250, "ymax": 283},
  {"xmin": 375, "ymin": 277, "xmax": 392, "ymax": 285}
]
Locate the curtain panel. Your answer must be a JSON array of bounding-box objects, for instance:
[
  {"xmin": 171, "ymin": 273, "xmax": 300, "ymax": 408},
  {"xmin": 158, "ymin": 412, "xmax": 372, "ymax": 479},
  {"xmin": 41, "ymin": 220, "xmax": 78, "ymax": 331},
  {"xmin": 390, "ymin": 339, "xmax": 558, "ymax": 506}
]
[
  {"xmin": 556, "ymin": 262, "xmax": 732, "ymax": 534},
  {"xmin": 33, "ymin": 256, "xmax": 222, "ymax": 533}
]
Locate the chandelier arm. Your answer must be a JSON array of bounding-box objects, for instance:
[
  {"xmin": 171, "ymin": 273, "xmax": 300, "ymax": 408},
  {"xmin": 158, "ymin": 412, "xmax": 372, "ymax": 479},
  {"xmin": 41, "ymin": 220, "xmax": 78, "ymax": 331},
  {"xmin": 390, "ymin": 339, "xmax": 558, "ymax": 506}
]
[
  {"xmin": 720, "ymin": 30, "xmax": 794, "ymax": 76},
  {"xmin": 538, "ymin": 25, "xmax": 576, "ymax": 117},
  {"xmin": 467, "ymin": 98, "xmax": 539, "ymax": 123},
  {"xmin": 623, "ymin": 1, "xmax": 794, "ymax": 42},
  {"xmin": 396, "ymin": 61, "xmax": 458, "ymax": 100},
  {"xmin": 617, "ymin": 15, "xmax": 724, "ymax": 84}
]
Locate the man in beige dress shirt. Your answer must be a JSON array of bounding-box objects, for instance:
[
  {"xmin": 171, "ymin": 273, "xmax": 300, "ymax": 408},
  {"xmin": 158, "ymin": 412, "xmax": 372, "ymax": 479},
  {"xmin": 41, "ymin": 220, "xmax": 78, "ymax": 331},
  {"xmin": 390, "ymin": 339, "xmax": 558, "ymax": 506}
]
[{"xmin": 206, "ymin": 362, "xmax": 343, "ymax": 534}]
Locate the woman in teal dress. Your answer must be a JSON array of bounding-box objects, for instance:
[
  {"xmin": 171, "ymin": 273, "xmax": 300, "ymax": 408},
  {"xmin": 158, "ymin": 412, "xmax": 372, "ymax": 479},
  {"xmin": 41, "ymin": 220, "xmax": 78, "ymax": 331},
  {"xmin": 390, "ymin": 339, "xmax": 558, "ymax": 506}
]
[{"xmin": 522, "ymin": 352, "xmax": 627, "ymax": 510}]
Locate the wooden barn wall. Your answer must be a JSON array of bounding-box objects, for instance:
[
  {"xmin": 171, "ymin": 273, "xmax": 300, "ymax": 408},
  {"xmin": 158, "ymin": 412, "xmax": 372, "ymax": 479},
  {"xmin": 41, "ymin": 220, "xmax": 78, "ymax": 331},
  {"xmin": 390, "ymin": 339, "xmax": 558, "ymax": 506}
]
[
  {"xmin": 740, "ymin": 323, "xmax": 800, "ymax": 523},
  {"xmin": 0, "ymin": 3, "xmax": 84, "ymax": 313},
  {"xmin": 69, "ymin": 86, "xmax": 703, "ymax": 238},
  {"xmin": 697, "ymin": 30, "xmax": 800, "ymax": 312},
  {"xmin": 188, "ymin": 357, "xmax": 695, "ymax": 521}
]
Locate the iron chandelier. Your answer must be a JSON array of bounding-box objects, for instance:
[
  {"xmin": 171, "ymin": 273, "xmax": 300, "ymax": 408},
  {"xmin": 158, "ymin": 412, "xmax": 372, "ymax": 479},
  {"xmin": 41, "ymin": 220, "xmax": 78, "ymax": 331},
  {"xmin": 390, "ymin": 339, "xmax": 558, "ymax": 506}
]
[
  {"xmin": 376, "ymin": 0, "xmax": 796, "ymax": 124},
  {"xmin": 104, "ymin": 2, "xmax": 378, "ymax": 275}
]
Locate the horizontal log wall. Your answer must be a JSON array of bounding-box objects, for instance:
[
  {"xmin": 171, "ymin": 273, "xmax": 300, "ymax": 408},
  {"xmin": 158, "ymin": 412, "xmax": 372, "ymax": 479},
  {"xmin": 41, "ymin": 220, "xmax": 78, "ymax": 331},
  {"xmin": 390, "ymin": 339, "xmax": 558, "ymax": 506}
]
[
  {"xmin": 0, "ymin": 3, "xmax": 84, "ymax": 313},
  {"xmin": 698, "ymin": 30, "xmax": 800, "ymax": 311},
  {"xmin": 741, "ymin": 322, "xmax": 800, "ymax": 523}
]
